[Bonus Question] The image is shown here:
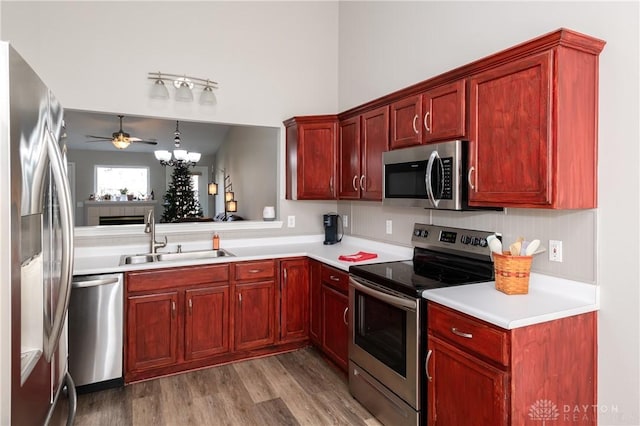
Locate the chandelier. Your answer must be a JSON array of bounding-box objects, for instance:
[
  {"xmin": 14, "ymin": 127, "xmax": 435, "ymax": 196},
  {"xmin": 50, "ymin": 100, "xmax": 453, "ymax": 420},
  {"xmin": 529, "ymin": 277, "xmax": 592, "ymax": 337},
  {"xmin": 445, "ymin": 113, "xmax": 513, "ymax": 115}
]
[{"xmin": 154, "ymin": 121, "xmax": 201, "ymax": 166}]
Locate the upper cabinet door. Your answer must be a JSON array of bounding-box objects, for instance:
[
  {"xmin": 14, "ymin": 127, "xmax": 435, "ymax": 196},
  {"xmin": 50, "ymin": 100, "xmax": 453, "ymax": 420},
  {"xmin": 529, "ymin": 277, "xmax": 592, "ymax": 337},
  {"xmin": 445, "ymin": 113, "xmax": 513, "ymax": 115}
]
[
  {"xmin": 338, "ymin": 116, "xmax": 361, "ymax": 199},
  {"xmin": 285, "ymin": 116, "xmax": 338, "ymax": 200},
  {"xmin": 360, "ymin": 106, "xmax": 389, "ymax": 201},
  {"xmin": 422, "ymin": 80, "xmax": 466, "ymax": 143},
  {"xmin": 390, "ymin": 94, "xmax": 422, "ymax": 149},
  {"xmin": 468, "ymin": 53, "xmax": 552, "ymax": 207}
]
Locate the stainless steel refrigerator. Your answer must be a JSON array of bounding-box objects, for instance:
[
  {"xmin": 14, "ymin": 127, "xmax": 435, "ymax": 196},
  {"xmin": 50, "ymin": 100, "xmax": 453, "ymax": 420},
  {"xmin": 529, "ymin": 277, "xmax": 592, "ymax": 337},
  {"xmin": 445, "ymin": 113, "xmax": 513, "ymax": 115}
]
[{"xmin": 0, "ymin": 42, "xmax": 77, "ymax": 425}]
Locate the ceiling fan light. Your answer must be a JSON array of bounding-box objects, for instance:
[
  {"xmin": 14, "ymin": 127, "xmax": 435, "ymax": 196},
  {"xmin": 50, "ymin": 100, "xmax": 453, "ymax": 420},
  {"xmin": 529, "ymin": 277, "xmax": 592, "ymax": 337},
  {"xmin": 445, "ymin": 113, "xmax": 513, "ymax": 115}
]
[
  {"xmin": 200, "ymin": 86, "xmax": 216, "ymax": 105},
  {"xmin": 112, "ymin": 135, "xmax": 131, "ymax": 150},
  {"xmin": 150, "ymin": 79, "xmax": 170, "ymax": 99},
  {"xmin": 154, "ymin": 150, "xmax": 171, "ymax": 161},
  {"xmin": 175, "ymin": 82, "xmax": 193, "ymax": 102}
]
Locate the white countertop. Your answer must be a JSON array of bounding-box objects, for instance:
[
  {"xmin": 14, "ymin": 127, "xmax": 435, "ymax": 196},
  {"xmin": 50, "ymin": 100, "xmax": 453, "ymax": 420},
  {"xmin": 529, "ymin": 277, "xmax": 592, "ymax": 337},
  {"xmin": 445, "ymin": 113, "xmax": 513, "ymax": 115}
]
[
  {"xmin": 73, "ymin": 234, "xmax": 413, "ymax": 276},
  {"xmin": 422, "ymin": 273, "xmax": 599, "ymax": 330},
  {"xmin": 74, "ymin": 234, "xmax": 599, "ymax": 331}
]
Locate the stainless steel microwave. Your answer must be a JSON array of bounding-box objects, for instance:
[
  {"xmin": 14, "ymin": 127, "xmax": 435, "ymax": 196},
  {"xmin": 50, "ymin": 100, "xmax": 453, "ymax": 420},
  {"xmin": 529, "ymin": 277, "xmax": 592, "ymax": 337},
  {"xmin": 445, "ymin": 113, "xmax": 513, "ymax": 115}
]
[{"xmin": 383, "ymin": 140, "xmax": 473, "ymax": 210}]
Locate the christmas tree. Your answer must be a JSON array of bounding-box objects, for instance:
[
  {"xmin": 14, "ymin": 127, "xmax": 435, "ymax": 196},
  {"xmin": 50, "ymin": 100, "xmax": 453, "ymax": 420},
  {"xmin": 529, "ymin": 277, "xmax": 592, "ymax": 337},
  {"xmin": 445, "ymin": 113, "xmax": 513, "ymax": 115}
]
[{"xmin": 161, "ymin": 162, "xmax": 203, "ymax": 222}]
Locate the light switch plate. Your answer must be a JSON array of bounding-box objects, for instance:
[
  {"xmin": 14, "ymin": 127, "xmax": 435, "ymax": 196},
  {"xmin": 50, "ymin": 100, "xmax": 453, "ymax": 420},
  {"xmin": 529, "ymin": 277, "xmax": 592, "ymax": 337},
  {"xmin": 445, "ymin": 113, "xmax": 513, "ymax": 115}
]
[
  {"xmin": 287, "ymin": 215, "xmax": 295, "ymax": 228},
  {"xmin": 386, "ymin": 220, "xmax": 392, "ymax": 235}
]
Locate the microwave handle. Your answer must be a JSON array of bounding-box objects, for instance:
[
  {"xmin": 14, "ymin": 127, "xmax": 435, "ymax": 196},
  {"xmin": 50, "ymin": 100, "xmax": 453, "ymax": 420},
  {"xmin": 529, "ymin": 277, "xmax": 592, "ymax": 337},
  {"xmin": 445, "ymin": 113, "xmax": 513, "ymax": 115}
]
[{"xmin": 426, "ymin": 150, "xmax": 440, "ymax": 208}]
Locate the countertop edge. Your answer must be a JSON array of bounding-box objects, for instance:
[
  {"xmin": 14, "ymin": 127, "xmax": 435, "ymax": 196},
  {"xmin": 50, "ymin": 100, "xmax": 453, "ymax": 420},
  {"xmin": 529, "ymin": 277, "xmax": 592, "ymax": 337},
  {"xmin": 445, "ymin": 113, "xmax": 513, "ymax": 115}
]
[
  {"xmin": 423, "ymin": 274, "xmax": 599, "ymax": 330},
  {"xmin": 73, "ymin": 235, "xmax": 413, "ymax": 276}
]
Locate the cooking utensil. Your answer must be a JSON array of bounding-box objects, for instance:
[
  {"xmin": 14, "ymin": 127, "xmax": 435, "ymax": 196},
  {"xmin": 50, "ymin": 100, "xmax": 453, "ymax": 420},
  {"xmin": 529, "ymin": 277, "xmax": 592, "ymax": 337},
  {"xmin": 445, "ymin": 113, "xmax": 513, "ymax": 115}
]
[
  {"xmin": 509, "ymin": 241, "xmax": 522, "ymax": 256},
  {"xmin": 520, "ymin": 241, "xmax": 530, "ymax": 256},
  {"xmin": 486, "ymin": 235, "xmax": 502, "ymax": 254},
  {"xmin": 525, "ymin": 239, "xmax": 541, "ymax": 256}
]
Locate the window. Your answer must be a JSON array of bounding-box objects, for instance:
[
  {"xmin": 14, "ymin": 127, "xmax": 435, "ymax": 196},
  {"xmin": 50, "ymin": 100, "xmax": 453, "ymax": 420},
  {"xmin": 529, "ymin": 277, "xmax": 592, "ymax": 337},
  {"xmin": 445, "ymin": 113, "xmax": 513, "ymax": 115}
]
[{"xmin": 95, "ymin": 166, "xmax": 149, "ymax": 197}]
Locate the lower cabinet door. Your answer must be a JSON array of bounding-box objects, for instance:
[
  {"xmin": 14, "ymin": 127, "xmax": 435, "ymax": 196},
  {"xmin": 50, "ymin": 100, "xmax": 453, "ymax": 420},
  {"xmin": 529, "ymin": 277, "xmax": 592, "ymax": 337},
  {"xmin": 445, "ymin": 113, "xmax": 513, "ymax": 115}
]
[
  {"xmin": 127, "ymin": 291, "xmax": 179, "ymax": 373},
  {"xmin": 428, "ymin": 335, "xmax": 508, "ymax": 426},
  {"xmin": 184, "ymin": 285, "xmax": 230, "ymax": 360},
  {"xmin": 234, "ymin": 281, "xmax": 276, "ymax": 351},
  {"xmin": 280, "ymin": 259, "xmax": 309, "ymax": 342},
  {"xmin": 321, "ymin": 284, "xmax": 349, "ymax": 371}
]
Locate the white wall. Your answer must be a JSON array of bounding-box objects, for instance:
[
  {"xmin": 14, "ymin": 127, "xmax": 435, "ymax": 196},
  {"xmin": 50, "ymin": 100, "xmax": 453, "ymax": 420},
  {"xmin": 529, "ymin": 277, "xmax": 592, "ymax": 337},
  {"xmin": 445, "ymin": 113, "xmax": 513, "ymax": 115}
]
[
  {"xmin": 338, "ymin": 2, "xmax": 639, "ymax": 425},
  {"xmin": 1, "ymin": 1, "xmax": 339, "ymax": 127}
]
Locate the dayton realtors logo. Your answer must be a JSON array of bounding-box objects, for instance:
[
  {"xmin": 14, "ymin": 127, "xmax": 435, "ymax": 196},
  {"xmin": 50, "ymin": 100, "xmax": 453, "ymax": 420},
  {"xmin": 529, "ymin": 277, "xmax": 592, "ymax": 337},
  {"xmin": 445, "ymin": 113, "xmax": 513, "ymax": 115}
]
[
  {"xmin": 529, "ymin": 399, "xmax": 618, "ymax": 423},
  {"xmin": 529, "ymin": 399, "xmax": 560, "ymax": 424}
]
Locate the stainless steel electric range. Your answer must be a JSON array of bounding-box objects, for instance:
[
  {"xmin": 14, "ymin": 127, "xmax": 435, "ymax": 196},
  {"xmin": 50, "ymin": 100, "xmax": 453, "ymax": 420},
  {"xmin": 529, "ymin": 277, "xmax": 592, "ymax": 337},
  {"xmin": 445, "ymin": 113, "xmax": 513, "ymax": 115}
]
[{"xmin": 348, "ymin": 223, "xmax": 497, "ymax": 426}]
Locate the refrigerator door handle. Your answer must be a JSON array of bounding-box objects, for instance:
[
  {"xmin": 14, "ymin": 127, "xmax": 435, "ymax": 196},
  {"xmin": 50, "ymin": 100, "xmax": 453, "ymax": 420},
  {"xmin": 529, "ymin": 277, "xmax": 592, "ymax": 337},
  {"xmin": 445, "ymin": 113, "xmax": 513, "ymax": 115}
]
[{"xmin": 43, "ymin": 126, "xmax": 74, "ymax": 362}]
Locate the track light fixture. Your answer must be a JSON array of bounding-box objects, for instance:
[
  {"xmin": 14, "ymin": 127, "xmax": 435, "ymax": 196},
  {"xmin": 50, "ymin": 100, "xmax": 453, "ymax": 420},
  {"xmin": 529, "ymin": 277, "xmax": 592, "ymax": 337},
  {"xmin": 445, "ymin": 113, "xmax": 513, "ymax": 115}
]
[{"xmin": 148, "ymin": 72, "xmax": 218, "ymax": 104}]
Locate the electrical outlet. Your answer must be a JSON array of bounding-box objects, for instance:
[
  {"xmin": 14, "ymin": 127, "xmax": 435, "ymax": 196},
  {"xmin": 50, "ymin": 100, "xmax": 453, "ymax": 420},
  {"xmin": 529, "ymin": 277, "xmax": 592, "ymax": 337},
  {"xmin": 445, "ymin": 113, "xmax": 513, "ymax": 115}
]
[
  {"xmin": 343, "ymin": 215, "xmax": 349, "ymax": 228},
  {"xmin": 386, "ymin": 220, "xmax": 392, "ymax": 235},
  {"xmin": 287, "ymin": 215, "xmax": 295, "ymax": 228},
  {"xmin": 549, "ymin": 240, "xmax": 563, "ymax": 262}
]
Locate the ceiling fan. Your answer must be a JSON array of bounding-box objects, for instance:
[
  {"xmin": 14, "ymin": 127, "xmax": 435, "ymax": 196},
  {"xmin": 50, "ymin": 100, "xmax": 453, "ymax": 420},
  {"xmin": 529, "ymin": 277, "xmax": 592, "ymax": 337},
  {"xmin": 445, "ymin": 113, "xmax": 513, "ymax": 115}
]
[{"xmin": 85, "ymin": 115, "xmax": 157, "ymax": 150}]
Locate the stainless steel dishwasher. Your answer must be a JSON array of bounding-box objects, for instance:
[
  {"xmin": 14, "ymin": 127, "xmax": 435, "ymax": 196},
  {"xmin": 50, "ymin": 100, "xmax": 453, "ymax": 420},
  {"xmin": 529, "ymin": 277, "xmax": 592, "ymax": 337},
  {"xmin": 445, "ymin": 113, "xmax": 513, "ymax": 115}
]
[{"xmin": 68, "ymin": 273, "xmax": 123, "ymax": 393}]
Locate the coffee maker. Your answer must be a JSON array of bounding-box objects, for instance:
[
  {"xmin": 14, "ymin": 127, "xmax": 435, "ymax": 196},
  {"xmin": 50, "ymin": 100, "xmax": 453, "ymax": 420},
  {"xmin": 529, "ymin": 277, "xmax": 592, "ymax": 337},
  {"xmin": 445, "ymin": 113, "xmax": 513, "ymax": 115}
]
[{"xmin": 323, "ymin": 213, "xmax": 343, "ymax": 245}]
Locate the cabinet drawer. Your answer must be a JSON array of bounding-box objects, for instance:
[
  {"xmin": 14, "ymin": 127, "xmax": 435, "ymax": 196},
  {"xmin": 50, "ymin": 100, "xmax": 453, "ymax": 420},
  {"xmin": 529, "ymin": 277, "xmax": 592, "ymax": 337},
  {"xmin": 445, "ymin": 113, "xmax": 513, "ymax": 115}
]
[
  {"xmin": 127, "ymin": 264, "xmax": 229, "ymax": 293},
  {"xmin": 428, "ymin": 303, "xmax": 509, "ymax": 367},
  {"xmin": 321, "ymin": 265, "xmax": 348, "ymax": 293},
  {"xmin": 234, "ymin": 260, "xmax": 275, "ymax": 281}
]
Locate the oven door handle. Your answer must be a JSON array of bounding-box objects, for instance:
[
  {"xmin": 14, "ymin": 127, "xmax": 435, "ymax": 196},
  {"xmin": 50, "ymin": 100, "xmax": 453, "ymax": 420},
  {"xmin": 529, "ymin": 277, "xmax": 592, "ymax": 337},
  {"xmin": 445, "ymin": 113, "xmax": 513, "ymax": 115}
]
[{"xmin": 349, "ymin": 278, "xmax": 417, "ymax": 311}]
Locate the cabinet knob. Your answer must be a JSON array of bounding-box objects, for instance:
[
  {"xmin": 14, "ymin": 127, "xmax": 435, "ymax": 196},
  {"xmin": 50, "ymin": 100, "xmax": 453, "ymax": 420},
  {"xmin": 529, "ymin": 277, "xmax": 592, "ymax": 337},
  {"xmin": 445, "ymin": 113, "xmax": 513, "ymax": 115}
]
[
  {"xmin": 343, "ymin": 307, "xmax": 349, "ymax": 326},
  {"xmin": 352, "ymin": 175, "xmax": 359, "ymax": 191},
  {"xmin": 171, "ymin": 300, "xmax": 176, "ymax": 318},
  {"xmin": 360, "ymin": 175, "xmax": 365, "ymax": 191},
  {"xmin": 329, "ymin": 177, "xmax": 334, "ymax": 195},
  {"xmin": 330, "ymin": 275, "xmax": 340, "ymax": 282},
  {"xmin": 412, "ymin": 114, "xmax": 419, "ymax": 134},
  {"xmin": 188, "ymin": 298, "xmax": 192, "ymax": 314}
]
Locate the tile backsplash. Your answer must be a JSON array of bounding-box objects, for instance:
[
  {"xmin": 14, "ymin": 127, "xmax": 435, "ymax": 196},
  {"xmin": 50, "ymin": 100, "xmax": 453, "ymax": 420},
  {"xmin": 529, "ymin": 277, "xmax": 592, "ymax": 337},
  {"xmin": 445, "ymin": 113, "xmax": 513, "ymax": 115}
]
[{"xmin": 343, "ymin": 202, "xmax": 597, "ymax": 284}]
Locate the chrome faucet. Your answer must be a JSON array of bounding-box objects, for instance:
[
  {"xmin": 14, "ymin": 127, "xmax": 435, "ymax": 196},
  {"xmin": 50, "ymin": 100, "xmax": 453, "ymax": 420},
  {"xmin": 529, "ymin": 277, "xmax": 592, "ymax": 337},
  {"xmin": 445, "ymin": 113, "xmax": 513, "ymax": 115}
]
[{"xmin": 144, "ymin": 209, "xmax": 167, "ymax": 254}]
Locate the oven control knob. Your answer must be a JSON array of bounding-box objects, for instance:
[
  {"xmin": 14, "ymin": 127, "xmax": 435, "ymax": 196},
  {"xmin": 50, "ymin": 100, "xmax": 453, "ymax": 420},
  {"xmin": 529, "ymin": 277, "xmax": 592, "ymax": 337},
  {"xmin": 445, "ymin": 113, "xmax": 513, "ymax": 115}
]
[
  {"xmin": 479, "ymin": 238, "xmax": 488, "ymax": 247},
  {"xmin": 421, "ymin": 230, "xmax": 429, "ymax": 238},
  {"xmin": 461, "ymin": 235, "xmax": 471, "ymax": 244},
  {"xmin": 414, "ymin": 229, "xmax": 421, "ymax": 237},
  {"xmin": 471, "ymin": 237, "xmax": 481, "ymax": 246}
]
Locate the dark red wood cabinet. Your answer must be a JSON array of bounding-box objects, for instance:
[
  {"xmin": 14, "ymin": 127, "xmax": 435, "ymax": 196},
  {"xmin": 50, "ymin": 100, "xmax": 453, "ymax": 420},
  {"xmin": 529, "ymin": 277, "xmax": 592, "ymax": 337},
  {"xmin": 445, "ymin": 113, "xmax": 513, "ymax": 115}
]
[
  {"xmin": 279, "ymin": 258, "xmax": 310, "ymax": 343},
  {"xmin": 338, "ymin": 106, "xmax": 389, "ymax": 201},
  {"xmin": 125, "ymin": 264, "xmax": 230, "ymax": 382},
  {"xmin": 233, "ymin": 260, "xmax": 276, "ymax": 351},
  {"xmin": 127, "ymin": 291, "xmax": 179, "ymax": 372},
  {"xmin": 427, "ymin": 303, "xmax": 597, "ymax": 426},
  {"xmin": 468, "ymin": 34, "xmax": 605, "ymax": 209},
  {"xmin": 390, "ymin": 80, "xmax": 466, "ymax": 149},
  {"xmin": 309, "ymin": 262, "xmax": 349, "ymax": 372},
  {"xmin": 284, "ymin": 115, "xmax": 338, "ymax": 200},
  {"xmin": 184, "ymin": 286, "xmax": 230, "ymax": 360}
]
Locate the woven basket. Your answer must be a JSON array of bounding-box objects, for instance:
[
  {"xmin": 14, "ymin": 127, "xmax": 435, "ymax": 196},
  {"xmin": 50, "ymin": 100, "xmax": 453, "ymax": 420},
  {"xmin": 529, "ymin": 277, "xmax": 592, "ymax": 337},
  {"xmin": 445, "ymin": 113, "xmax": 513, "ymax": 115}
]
[{"xmin": 493, "ymin": 252, "xmax": 533, "ymax": 295}]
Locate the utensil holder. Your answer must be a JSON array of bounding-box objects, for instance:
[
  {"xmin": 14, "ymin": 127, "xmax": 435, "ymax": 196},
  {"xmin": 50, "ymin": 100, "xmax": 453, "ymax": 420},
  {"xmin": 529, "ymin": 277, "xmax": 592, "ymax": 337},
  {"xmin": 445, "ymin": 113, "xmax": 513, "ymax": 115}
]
[{"xmin": 493, "ymin": 252, "xmax": 533, "ymax": 295}]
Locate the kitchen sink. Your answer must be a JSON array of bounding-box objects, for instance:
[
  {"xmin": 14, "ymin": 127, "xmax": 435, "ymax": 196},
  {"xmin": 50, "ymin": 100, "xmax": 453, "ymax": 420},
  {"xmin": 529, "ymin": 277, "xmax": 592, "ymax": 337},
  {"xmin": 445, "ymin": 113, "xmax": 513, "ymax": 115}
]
[{"xmin": 120, "ymin": 249, "xmax": 235, "ymax": 265}]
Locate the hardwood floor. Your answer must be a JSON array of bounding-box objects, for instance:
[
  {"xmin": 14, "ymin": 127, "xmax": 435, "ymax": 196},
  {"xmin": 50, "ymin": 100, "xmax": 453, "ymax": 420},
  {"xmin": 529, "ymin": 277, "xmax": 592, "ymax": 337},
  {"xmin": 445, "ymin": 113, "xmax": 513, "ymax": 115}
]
[{"xmin": 54, "ymin": 347, "xmax": 382, "ymax": 426}]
